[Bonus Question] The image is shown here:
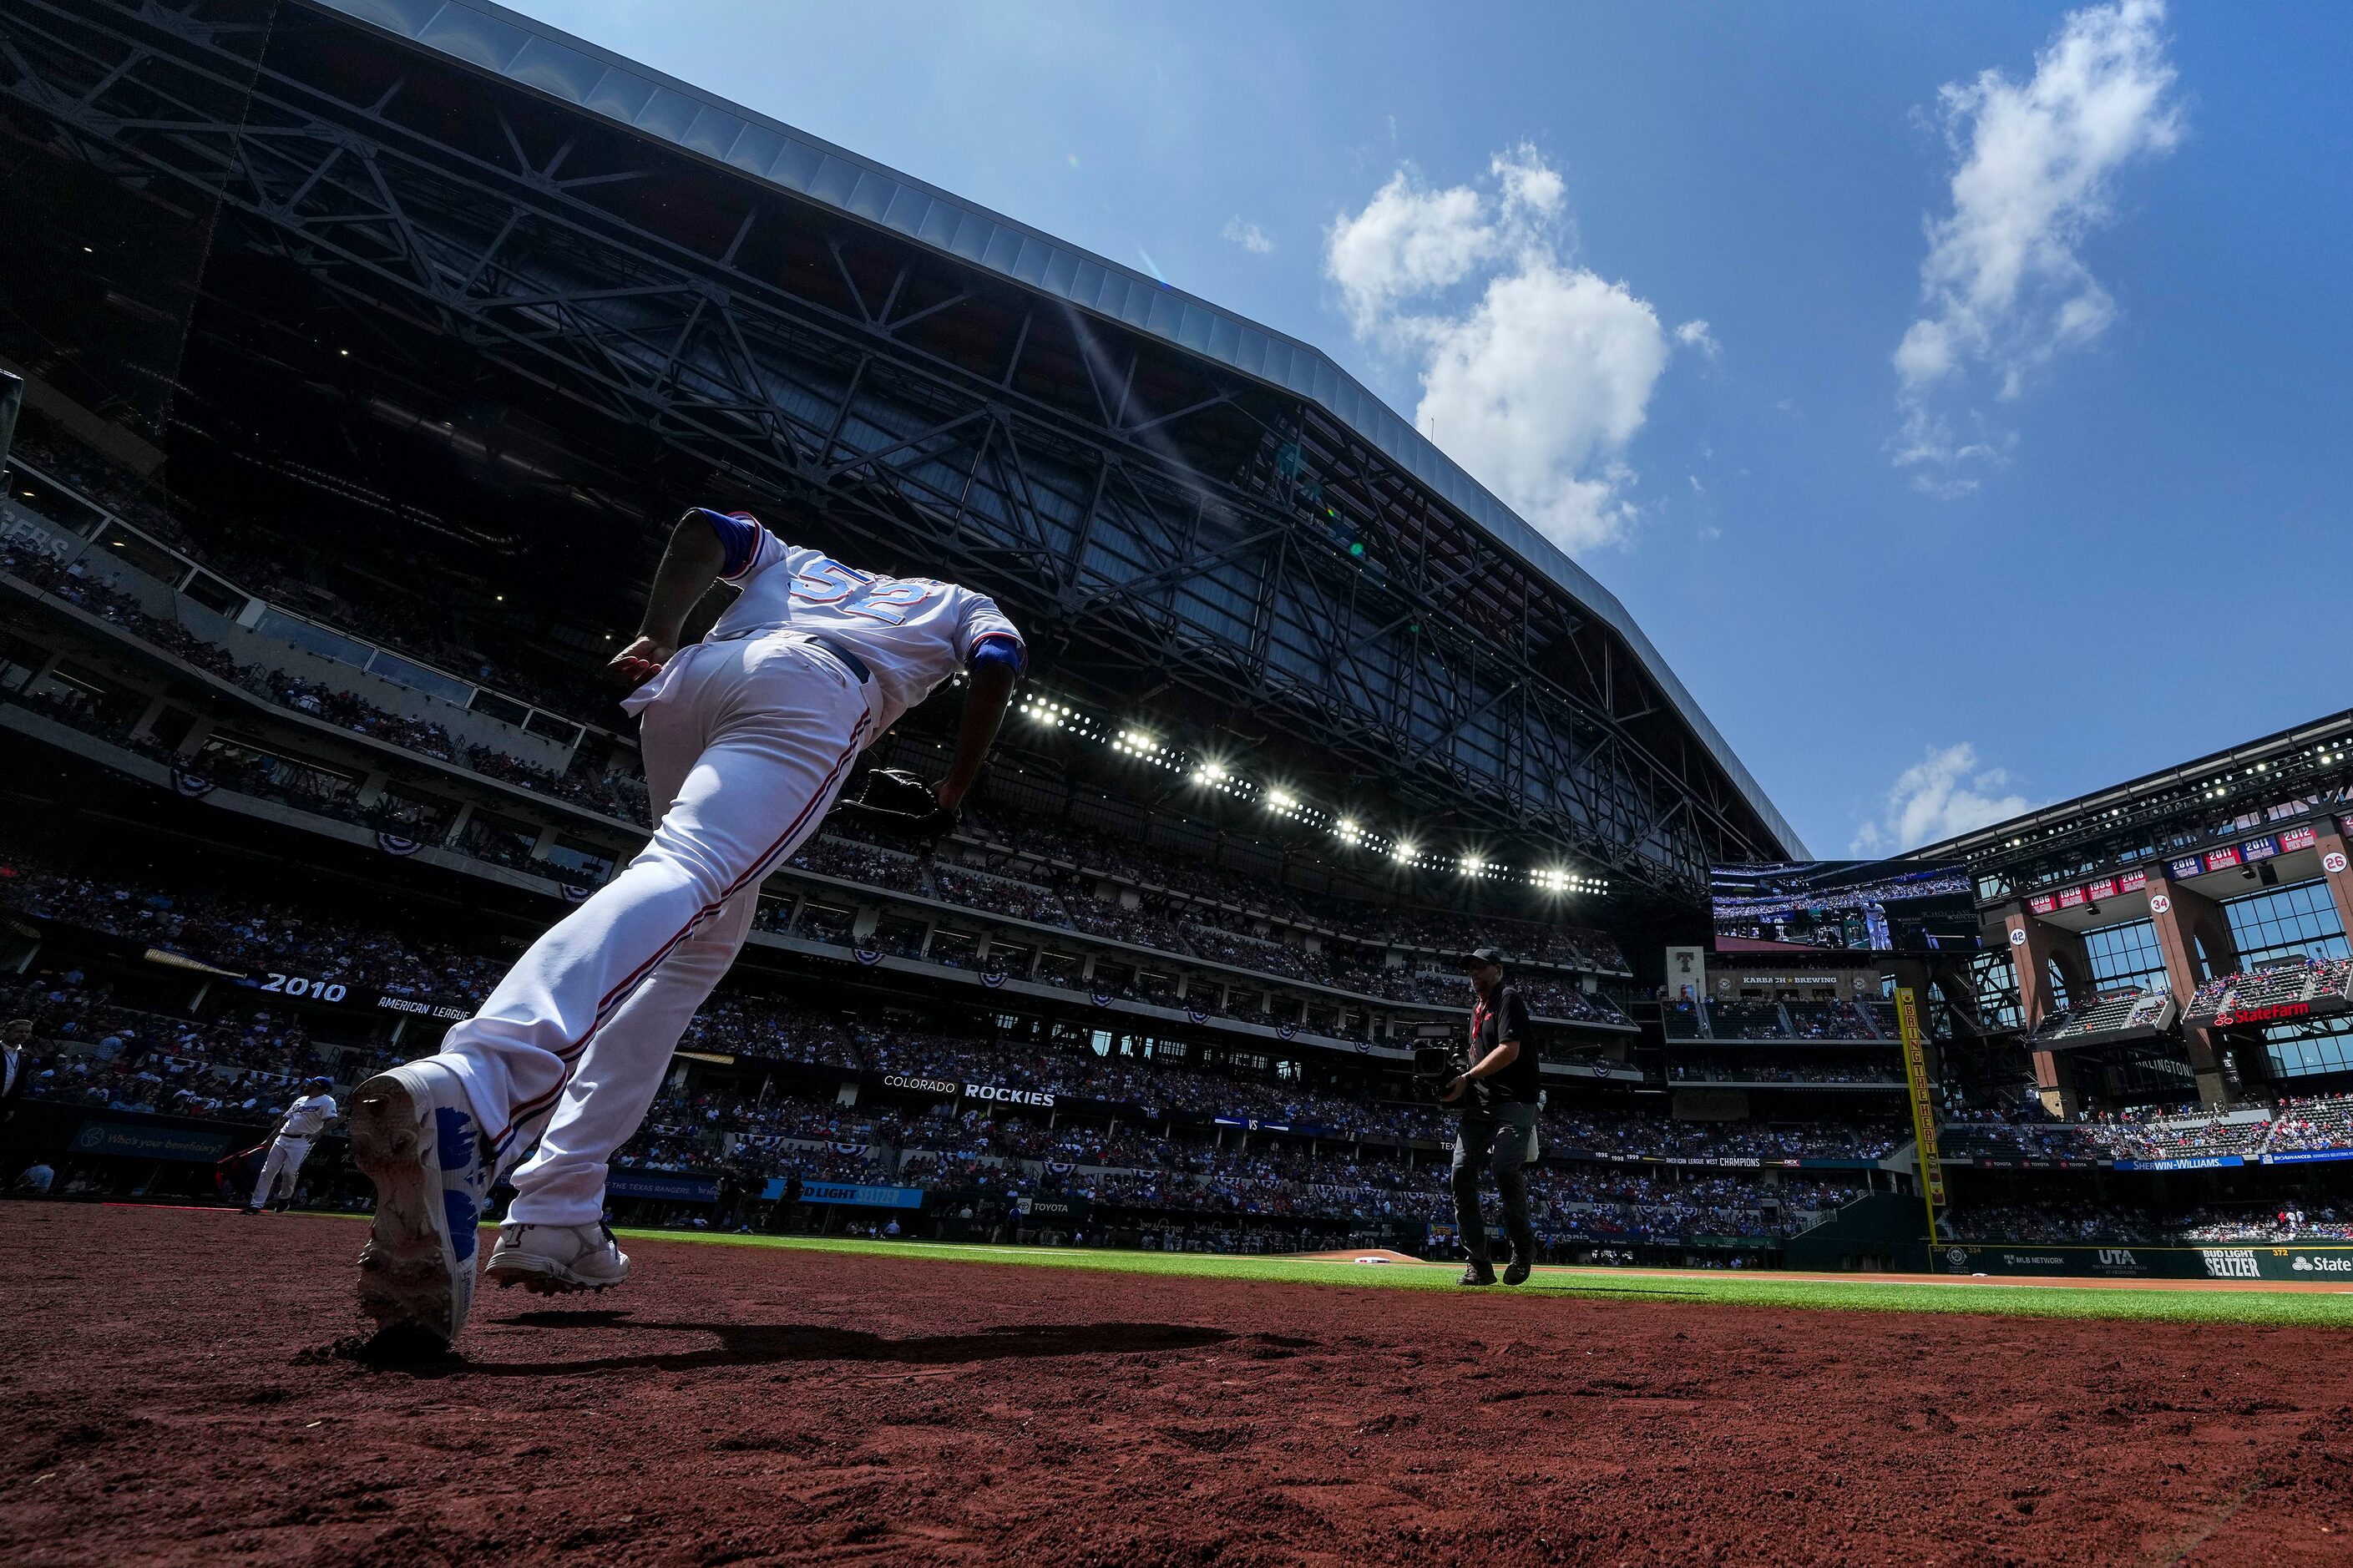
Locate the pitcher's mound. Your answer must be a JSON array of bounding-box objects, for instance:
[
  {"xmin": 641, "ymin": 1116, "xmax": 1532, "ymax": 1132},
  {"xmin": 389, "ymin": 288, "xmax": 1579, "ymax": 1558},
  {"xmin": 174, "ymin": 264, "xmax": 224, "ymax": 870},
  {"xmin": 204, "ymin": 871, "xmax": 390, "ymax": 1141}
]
[{"xmin": 1301, "ymin": 1248, "xmax": 1424, "ymax": 1264}]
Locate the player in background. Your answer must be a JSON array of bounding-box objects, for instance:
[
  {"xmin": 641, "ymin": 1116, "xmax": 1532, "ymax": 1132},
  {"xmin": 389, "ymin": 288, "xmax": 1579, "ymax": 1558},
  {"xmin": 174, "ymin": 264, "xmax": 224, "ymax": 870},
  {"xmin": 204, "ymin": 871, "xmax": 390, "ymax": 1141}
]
[
  {"xmin": 243, "ymin": 1075, "xmax": 337, "ymax": 1214},
  {"xmin": 348, "ymin": 506, "xmax": 1024, "ymax": 1346}
]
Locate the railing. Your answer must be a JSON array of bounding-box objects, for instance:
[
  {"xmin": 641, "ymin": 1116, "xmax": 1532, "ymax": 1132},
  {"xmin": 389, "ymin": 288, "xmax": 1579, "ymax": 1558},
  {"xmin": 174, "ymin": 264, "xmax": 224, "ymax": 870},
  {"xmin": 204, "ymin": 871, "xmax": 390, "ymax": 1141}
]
[{"xmin": 3, "ymin": 454, "xmax": 595, "ymax": 754}]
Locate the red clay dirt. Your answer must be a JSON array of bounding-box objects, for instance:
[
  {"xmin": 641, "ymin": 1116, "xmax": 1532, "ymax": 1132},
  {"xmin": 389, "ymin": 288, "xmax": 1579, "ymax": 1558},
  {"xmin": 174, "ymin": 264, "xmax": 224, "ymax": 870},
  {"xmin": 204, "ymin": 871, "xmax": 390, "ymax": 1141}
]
[{"xmin": 5, "ymin": 1204, "xmax": 2353, "ymax": 1566}]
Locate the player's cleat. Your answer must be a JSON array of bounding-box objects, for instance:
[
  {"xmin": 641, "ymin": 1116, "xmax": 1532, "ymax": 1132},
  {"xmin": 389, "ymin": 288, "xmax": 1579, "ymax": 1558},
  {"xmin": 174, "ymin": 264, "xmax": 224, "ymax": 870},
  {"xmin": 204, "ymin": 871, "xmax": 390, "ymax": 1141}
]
[
  {"xmin": 1457, "ymin": 1260, "xmax": 1497, "ymax": 1287},
  {"xmin": 1502, "ymin": 1247, "xmax": 1534, "ymax": 1287},
  {"xmin": 349, "ymin": 1062, "xmax": 489, "ymax": 1347},
  {"xmin": 486, "ymin": 1221, "xmax": 630, "ymax": 1294}
]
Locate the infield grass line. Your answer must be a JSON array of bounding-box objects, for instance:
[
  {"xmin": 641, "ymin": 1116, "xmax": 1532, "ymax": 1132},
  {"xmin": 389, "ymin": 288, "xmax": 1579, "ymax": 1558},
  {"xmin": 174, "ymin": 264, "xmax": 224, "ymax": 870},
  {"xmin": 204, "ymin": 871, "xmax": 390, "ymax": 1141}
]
[{"xmin": 605, "ymin": 1231, "xmax": 2353, "ymax": 1328}]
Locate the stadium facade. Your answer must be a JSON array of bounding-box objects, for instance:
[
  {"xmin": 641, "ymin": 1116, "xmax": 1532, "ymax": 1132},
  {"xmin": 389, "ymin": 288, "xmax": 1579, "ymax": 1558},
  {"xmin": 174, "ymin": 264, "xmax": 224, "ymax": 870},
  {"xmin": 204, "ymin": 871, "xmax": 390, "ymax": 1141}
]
[
  {"xmin": 1924, "ymin": 708, "xmax": 2353, "ymax": 1112},
  {"xmin": 0, "ymin": 0, "xmax": 1798, "ymax": 901}
]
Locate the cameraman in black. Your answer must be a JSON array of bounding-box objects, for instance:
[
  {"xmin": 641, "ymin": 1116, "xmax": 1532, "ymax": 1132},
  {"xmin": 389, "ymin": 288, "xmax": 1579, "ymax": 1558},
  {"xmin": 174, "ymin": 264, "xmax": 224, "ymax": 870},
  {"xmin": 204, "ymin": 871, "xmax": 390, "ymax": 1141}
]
[{"xmin": 1441, "ymin": 947, "xmax": 1540, "ymax": 1286}]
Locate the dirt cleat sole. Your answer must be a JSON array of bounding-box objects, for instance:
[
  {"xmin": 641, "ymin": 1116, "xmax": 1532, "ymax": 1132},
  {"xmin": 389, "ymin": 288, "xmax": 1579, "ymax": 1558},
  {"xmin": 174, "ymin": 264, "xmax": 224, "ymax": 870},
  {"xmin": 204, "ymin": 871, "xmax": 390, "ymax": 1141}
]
[
  {"xmin": 486, "ymin": 1221, "xmax": 630, "ymax": 1295},
  {"xmin": 349, "ymin": 1063, "xmax": 489, "ymax": 1348}
]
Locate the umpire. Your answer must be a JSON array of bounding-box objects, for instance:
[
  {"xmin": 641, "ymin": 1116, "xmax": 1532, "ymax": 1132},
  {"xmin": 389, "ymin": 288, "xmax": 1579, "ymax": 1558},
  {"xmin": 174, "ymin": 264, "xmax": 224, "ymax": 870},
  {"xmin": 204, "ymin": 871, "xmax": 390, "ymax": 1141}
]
[{"xmin": 1442, "ymin": 947, "xmax": 1539, "ymax": 1286}]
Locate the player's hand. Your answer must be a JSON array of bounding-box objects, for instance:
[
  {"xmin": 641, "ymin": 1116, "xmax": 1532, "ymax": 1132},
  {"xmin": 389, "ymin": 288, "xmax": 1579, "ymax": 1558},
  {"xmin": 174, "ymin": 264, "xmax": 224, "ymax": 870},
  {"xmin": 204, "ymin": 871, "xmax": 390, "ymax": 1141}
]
[
  {"xmin": 606, "ymin": 635, "xmax": 675, "ymax": 689},
  {"xmin": 1440, "ymin": 1075, "xmax": 1467, "ymax": 1104}
]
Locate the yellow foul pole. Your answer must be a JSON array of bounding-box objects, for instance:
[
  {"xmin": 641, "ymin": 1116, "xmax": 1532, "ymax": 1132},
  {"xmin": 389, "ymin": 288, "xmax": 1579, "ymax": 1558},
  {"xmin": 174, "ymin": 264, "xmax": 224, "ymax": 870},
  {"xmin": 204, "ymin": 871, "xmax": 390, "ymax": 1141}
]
[{"xmin": 1894, "ymin": 986, "xmax": 1945, "ymax": 1249}]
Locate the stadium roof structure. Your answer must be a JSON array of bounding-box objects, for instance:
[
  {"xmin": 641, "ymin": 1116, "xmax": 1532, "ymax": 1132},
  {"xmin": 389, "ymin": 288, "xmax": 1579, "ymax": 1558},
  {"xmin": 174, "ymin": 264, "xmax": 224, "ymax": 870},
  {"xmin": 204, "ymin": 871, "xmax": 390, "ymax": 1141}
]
[
  {"xmin": 1918, "ymin": 706, "xmax": 2353, "ymax": 903},
  {"xmin": 0, "ymin": 0, "xmax": 1804, "ymax": 895}
]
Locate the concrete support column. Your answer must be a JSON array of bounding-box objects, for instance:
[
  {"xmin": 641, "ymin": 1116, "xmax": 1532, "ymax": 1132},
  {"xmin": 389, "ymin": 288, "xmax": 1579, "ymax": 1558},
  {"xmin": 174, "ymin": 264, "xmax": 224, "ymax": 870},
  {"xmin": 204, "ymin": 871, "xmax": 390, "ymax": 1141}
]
[
  {"xmin": 2313, "ymin": 827, "xmax": 2353, "ymax": 947},
  {"xmin": 2145, "ymin": 876, "xmax": 2243, "ymax": 1105},
  {"xmin": 175, "ymin": 715, "xmax": 214, "ymax": 757},
  {"xmin": 127, "ymin": 694, "xmax": 169, "ymax": 741},
  {"xmin": 2002, "ymin": 913, "xmax": 2089, "ymax": 1116},
  {"xmin": 440, "ymin": 801, "xmax": 474, "ymax": 847}
]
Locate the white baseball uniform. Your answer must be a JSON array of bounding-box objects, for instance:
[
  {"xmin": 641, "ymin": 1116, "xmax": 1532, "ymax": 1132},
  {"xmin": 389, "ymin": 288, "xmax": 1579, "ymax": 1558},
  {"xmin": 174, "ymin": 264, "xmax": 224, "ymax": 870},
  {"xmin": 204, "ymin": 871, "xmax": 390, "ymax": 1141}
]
[
  {"xmin": 433, "ymin": 512, "xmax": 1025, "ymax": 1226},
  {"xmin": 250, "ymin": 1091, "xmax": 337, "ymax": 1208}
]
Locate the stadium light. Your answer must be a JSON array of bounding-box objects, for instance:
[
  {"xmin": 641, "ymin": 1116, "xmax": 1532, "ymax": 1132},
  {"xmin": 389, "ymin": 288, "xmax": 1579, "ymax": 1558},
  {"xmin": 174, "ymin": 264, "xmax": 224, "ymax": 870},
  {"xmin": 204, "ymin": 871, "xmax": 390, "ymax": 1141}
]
[
  {"xmin": 1265, "ymin": 789, "xmax": 1295, "ymax": 811},
  {"xmin": 1393, "ymin": 842, "xmax": 1416, "ymax": 862},
  {"xmin": 1460, "ymin": 856, "xmax": 1483, "ymax": 877}
]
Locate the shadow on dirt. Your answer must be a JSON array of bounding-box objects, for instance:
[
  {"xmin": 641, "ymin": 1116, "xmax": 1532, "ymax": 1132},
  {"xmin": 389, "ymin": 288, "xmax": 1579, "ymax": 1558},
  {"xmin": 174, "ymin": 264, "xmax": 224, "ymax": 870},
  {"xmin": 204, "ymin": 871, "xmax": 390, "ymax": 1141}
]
[{"xmin": 341, "ymin": 1313, "xmax": 1237, "ymax": 1378}]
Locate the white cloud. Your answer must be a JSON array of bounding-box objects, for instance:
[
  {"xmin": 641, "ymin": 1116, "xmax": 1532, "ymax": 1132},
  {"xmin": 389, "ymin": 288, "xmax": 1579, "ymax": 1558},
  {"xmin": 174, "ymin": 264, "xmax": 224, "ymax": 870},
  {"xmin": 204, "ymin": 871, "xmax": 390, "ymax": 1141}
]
[
  {"xmin": 1674, "ymin": 319, "xmax": 1720, "ymax": 360},
  {"xmin": 1220, "ymin": 215, "xmax": 1273, "ymax": 255},
  {"xmin": 1851, "ymin": 743, "xmax": 2031, "ymax": 854},
  {"xmin": 1894, "ymin": 0, "xmax": 2181, "ymax": 488},
  {"xmin": 1326, "ymin": 145, "xmax": 1672, "ymax": 553}
]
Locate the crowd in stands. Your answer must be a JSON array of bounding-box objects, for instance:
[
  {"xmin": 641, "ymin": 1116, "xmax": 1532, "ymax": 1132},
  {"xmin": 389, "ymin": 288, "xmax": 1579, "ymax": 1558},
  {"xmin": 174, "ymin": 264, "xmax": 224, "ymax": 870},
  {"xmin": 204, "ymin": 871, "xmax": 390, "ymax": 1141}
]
[
  {"xmin": 6, "ymin": 421, "xmax": 613, "ymax": 723},
  {"xmin": 1945, "ymin": 1201, "xmax": 2353, "ymax": 1245},
  {"xmin": 1665, "ymin": 1057, "xmax": 1901, "ymax": 1086},
  {"xmin": 593, "ymin": 1075, "xmax": 1870, "ymax": 1241},
  {"xmin": 1663, "ymin": 997, "xmax": 1886, "ymax": 1042},
  {"xmin": 3, "ymin": 535, "xmax": 655, "ymax": 827},
  {"xmin": 1938, "ymin": 1093, "xmax": 2353, "ymax": 1163},
  {"xmin": 12, "ymin": 453, "xmax": 1649, "ymax": 1024},
  {"xmin": 2027, "ymin": 984, "xmax": 2175, "ymax": 1043},
  {"xmin": 2186, "ymin": 957, "xmax": 2353, "ymax": 1019}
]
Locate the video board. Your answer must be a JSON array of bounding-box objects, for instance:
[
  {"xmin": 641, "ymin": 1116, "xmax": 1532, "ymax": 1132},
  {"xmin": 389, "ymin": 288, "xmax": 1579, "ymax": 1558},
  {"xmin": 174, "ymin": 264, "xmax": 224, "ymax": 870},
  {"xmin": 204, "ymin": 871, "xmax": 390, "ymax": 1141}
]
[{"xmin": 1710, "ymin": 860, "xmax": 1980, "ymax": 954}]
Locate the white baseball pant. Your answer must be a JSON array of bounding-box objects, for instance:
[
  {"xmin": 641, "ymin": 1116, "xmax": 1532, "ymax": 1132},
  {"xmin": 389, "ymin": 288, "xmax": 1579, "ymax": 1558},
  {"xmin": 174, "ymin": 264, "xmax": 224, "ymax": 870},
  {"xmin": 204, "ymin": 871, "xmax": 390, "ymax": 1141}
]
[
  {"xmin": 250, "ymin": 1135, "xmax": 313, "ymax": 1209},
  {"xmin": 433, "ymin": 634, "xmax": 873, "ymax": 1225}
]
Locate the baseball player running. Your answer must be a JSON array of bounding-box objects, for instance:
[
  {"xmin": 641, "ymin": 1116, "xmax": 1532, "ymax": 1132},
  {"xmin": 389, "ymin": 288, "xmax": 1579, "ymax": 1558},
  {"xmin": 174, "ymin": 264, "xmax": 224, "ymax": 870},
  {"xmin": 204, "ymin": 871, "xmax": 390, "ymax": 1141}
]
[
  {"xmin": 243, "ymin": 1075, "xmax": 338, "ymax": 1214},
  {"xmin": 348, "ymin": 507, "xmax": 1024, "ymax": 1345}
]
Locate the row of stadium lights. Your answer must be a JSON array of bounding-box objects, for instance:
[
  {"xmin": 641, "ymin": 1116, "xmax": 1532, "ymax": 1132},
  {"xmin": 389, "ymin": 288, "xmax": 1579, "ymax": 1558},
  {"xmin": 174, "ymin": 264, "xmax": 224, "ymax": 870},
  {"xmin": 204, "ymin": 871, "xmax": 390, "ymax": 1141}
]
[
  {"xmin": 1998, "ymin": 743, "xmax": 2349, "ymax": 849},
  {"xmin": 1016, "ymin": 691, "xmax": 1607, "ymax": 895}
]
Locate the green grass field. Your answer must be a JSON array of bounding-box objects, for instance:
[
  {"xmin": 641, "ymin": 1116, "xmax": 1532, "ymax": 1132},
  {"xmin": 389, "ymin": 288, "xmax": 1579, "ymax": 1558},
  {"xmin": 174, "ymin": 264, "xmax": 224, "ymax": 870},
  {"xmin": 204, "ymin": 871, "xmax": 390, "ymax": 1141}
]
[{"xmin": 610, "ymin": 1229, "xmax": 2353, "ymax": 1329}]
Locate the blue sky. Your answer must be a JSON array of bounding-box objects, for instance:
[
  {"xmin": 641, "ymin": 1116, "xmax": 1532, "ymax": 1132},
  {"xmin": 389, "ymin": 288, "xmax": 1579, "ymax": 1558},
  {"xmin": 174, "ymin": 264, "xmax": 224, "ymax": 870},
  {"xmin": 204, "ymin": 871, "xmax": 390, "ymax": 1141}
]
[{"xmin": 509, "ymin": 1, "xmax": 2353, "ymax": 859}]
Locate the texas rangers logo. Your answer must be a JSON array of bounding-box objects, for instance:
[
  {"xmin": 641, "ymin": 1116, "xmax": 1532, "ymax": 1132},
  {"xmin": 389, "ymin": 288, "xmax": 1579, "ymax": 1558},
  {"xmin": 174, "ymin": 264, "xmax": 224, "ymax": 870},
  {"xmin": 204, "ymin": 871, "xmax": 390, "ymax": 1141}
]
[{"xmin": 2328, "ymin": 851, "xmax": 2350, "ymax": 876}]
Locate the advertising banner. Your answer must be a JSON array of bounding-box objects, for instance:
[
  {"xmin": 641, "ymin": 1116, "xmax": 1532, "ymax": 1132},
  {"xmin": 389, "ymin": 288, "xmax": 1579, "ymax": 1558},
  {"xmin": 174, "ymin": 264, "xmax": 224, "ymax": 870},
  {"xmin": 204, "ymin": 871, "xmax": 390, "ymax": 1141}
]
[
  {"xmin": 1936, "ymin": 1242, "xmax": 2353, "ymax": 1281},
  {"xmin": 772, "ymin": 1180, "xmax": 923, "ymax": 1209},
  {"xmin": 607, "ymin": 1173, "xmax": 719, "ymax": 1202},
  {"xmin": 69, "ymin": 1119, "xmax": 236, "ymax": 1161},
  {"xmin": 1019, "ymin": 1194, "xmax": 1093, "ymax": 1223}
]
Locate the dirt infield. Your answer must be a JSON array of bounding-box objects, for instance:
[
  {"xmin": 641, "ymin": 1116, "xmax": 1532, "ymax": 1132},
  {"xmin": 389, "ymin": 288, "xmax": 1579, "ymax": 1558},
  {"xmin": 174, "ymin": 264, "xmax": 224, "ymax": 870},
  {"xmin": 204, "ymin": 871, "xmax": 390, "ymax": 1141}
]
[{"xmin": 7, "ymin": 1205, "xmax": 2353, "ymax": 1565}]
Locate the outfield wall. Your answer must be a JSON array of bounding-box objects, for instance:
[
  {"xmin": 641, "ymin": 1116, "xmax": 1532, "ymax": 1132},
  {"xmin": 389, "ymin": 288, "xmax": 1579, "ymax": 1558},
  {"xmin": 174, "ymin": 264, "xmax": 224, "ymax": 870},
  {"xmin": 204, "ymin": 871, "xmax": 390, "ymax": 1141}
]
[{"xmin": 1930, "ymin": 1241, "xmax": 2353, "ymax": 1282}]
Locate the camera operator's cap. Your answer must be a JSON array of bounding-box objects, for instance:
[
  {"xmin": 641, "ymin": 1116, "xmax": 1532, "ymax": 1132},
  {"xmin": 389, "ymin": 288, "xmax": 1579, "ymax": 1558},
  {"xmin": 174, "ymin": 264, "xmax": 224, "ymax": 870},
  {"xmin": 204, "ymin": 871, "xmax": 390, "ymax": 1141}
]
[{"xmin": 1466, "ymin": 946, "xmax": 1508, "ymax": 969}]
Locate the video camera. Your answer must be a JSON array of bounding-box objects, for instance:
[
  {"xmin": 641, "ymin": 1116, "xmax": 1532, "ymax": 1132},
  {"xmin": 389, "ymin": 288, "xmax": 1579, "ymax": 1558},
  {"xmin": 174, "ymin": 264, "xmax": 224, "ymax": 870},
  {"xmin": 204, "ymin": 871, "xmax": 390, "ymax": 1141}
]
[{"xmin": 1410, "ymin": 1023, "xmax": 1470, "ymax": 1103}]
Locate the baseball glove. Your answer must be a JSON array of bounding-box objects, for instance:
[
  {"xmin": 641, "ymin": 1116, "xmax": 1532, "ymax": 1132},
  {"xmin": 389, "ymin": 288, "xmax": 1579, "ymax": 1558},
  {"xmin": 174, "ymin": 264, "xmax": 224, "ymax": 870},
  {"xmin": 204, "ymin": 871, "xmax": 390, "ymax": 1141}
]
[{"xmin": 835, "ymin": 766, "xmax": 959, "ymax": 842}]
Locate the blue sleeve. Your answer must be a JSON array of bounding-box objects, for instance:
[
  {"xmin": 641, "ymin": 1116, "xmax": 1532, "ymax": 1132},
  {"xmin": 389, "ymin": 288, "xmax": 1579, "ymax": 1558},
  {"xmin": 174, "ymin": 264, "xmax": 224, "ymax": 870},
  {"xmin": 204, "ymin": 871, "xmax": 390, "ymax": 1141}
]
[
  {"xmin": 966, "ymin": 632, "xmax": 1027, "ymax": 678},
  {"xmin": 691, "ymin": 508, "xmax": 764, "ymax": 580}
]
